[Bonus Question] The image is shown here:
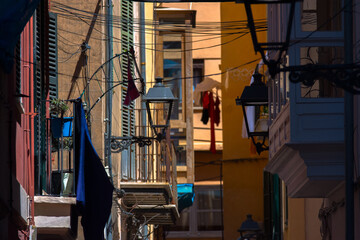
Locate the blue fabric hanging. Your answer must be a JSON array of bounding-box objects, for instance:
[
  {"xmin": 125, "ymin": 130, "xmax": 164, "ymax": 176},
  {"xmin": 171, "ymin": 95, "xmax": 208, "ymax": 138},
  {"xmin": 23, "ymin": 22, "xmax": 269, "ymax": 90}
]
[
  {"xmin": 0, "ymin": 0, "xmax": 41, "ymax": 71},
  {"xmin": 74, "ymin": 99, "xmax": 114, "ymax": 240},
  {"xmin": 50, "ymin": 117, "xmax": 73, "ymax": 138},
  {"xmin": 177, "ymin": 184, "xmax": 195, "ymax": 213}
]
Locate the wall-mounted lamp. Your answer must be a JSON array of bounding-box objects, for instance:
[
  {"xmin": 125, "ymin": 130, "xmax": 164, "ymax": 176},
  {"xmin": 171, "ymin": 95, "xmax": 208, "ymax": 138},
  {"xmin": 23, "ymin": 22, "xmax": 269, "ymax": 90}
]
[
  {"xmin": 111, "ymin": 77, "xmax": 176, "ymax": 152},
  {"xmin": 238, "ymin": 214, "xmax": 263, "ymax": 240},
  {"xmin": 142, "ymin": 77, "xmax": 177, "ymax": 141},
  {"xmin": 236, "ymin": 66, "xmax": 269, "ymax": 155}
]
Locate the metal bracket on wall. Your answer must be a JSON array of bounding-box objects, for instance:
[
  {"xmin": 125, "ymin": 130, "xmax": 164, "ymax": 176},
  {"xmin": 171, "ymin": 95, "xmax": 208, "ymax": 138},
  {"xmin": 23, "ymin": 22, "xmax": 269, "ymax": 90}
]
[
  {"xmin": 110, "ymin": 136, "xmax": 154, "ymax": 153},
  {"xmin": 278, "ymin": 64, "xmax": 360, "ymax": 94}
]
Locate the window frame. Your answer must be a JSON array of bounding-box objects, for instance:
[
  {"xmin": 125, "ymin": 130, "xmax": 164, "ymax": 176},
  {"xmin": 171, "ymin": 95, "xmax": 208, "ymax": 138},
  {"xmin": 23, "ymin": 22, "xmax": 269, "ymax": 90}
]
[
  {"xmin": 193, "ymin": 59, "xmax": 205, "ymax": 109},
  {"xmin": 290, "ymin": 42, "xmax": 345, "ymax": 104},
  {"xmin": 292, "ymin": 1, "xmax": 344, "ymax": 40},
  {"xmin": 166, "ymin": 184, "xmax": 223, "ymax": 239},
  {"xmin": 157, "ymin": 31, "xmax": 187, "ymax": 122}
]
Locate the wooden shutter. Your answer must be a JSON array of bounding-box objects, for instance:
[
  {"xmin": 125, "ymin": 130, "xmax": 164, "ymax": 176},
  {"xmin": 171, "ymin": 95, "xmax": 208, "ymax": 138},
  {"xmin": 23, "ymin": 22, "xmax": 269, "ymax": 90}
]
[
  {"xmin": 120, "ymin": 0, "xmax": 136, "ymax": 180},
  {"xmin": 121, "ymin": 0, "xmax": 135, "ymax": 137},
  {"xmin": 48, "ymin": 12, "xmax": 58, "ymax": 101},
  {"xmin": 33, "ymin": 8, "xmax": 58, "ymax": 193},
  {"xmin": 263, "ymin": 171, "xmax": 282, "ymax": 240}
]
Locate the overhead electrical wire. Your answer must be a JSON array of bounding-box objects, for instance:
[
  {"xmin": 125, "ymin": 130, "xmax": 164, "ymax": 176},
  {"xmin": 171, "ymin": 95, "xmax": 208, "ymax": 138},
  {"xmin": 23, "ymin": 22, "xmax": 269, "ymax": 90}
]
[
  {"xmin": 56, "ymin": 25, "xmax": 259, "ymax": 53},
  {"xmin": 49, "ymin": 1, "xmax": 267, "ymax": 55},
  {"xmin": 51, "ymin": 1, "xmax": 266, "ymax": 28},
  {"xmin": 22, "ymin": 0, "xmax": 356, "ymax": 87},
  {"xmin": 50, "ymin": 2, "xmax": 267, "ymax": 33}
]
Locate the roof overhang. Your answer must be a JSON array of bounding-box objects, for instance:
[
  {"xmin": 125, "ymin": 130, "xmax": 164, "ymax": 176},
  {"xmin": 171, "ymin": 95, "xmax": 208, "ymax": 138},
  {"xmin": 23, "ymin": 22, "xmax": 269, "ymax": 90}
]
[{"xmin": 155, "ymin": 7, "xmax": 197, "ymax": 28}]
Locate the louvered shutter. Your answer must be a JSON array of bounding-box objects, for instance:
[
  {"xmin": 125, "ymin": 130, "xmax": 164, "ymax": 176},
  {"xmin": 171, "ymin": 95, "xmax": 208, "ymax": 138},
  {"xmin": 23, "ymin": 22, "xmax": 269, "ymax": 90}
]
[
  {"xmin": 33, "ymin": 8, "xmax": 45, "ymax": 194},
  {"xmin": 34, "ymin": 9, "xmax": 58, "ymax": 193},
  {"xmin": 34, "ymin": 10, "xmax": 42, "ymax": 108},
  {"xmin": 121, "ymin": 0, "xmax": 135, "ymax": 137},
  {"xmin": 48, "ymin": 12, "xmax": 58, "ymax": 101},
  {"xmin": 120, "ymin": 0, "xmax": 135, "ymax": 180}
]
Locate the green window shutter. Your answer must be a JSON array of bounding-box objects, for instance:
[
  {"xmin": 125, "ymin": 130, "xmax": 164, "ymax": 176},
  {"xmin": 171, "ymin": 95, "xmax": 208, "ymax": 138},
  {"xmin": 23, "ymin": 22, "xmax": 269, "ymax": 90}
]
[
  {"xmin": 121, "ymin": 0, "xmax": 135, "ymax": 137},
  {"xmin": 33, "ymin": 8, "xmax": 58, "ymax": 194},
  {"xmin": 272, "ymin": 174, "xmax": 281, "ymax": 240},
  {"xmin": 48, "ymin": 12, "xmax": 58, "ymax": 100},
  {"xmin": 34, "ymin": 9, "xmax": 42, "ymax": 107},
  {"xmin": 120, "ymin": 0, "xmax": 136, "ymax": 180},
  {"xmin": 33, "ymin": 7, "xmax": 44, "ymax": 194},
  {"xmin": 263, "ymin": 171, "xmax": 282, "ymax": 240}
]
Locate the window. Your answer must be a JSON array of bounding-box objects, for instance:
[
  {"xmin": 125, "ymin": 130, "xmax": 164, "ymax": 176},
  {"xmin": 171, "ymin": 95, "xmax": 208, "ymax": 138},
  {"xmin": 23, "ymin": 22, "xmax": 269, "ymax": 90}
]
[
  {"xmin": 193, "ymin": 59, "xmax": 204, "ymax": 107},
  {"xmin": 301, "ymin": 0, "xmax": 342, "ymax": 32},
  {"xmin": 162, "ymin": 34, "xmax": 183, "ymax": 120},
  {"xmin": 300, "ymin": 46, "xmax": 344, "ymax": 98},
  {"xmin": 193, "ymin": 59, "xmax": 204, "ymax": 90},
  {"xmin": 197, "ymin": 187, "xmax": 222, "ymax": 231},
  {"xmin": 167, "ymin": 184, "xmax": 223, "ymax": 238}
]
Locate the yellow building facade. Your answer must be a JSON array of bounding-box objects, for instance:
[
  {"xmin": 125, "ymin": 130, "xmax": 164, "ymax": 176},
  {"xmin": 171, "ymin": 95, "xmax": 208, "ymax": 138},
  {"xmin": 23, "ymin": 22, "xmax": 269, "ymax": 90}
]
[{"xmin": 220, "ymin": 2, "xmax": 268, "ymax": 240}]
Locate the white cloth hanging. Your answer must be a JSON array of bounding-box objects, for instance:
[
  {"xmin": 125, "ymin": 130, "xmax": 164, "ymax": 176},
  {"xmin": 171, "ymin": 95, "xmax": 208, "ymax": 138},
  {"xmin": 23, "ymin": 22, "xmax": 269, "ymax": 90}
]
[{"xmin": 193, "ymin": 77, "xmax": 221, "ymax": 105}]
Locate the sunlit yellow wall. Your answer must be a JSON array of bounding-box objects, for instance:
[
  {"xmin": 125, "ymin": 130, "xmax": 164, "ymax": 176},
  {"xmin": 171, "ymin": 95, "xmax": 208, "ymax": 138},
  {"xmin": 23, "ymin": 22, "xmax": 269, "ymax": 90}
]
[
  {"xmin": 283, "ymin": 198, "xmax": 322, "ymax": 240},
  {"xmin": 145, "ymin": 3, "xmax": 155, "ymax": 87},
  {"xmin": 220, "ymin": 3, "xmax": 267, "ymax": 240}
]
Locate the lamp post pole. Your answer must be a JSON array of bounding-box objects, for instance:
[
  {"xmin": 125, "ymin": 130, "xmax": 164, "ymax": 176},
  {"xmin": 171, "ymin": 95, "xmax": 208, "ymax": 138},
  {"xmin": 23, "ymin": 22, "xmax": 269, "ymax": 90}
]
[{"xmin": 344, "ymin": 0, "xmax": 354, "ymax": 239}]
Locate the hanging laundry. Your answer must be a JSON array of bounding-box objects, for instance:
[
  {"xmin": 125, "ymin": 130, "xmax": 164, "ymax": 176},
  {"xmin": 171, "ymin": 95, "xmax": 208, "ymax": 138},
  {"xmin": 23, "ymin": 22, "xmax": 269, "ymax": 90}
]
[
  {"xmin": 209, "ymin": 92, "xmax": 216, "ymax": 154},
  {"xmin": 201, "ymin": 91, "xmax": 210, "ymax": 124},
  {"xmin": 214, "ymin": 95, "xmax": 220, "ymax": 126},
  {"xmin": 193, "ymin": 77, "xmax": 221, "ymax": 105},
  {"xmin": 123, "ymin": 52, "xmax": 140, "ymax": 106}
]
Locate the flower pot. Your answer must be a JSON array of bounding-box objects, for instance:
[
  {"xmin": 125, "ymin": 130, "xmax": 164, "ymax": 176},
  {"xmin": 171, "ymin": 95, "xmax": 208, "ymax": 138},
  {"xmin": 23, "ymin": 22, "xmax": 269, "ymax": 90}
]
[{"xmin": 51, "ymin": 117, "xmax": 73, "ymax": 138}]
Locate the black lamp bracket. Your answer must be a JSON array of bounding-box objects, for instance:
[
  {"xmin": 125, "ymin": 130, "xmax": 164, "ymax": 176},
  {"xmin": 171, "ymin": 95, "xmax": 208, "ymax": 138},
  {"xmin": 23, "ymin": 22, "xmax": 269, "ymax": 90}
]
[
  {"xmin": 276, "ymin": 64, "xmax": 360, "ymax": 94},
  {"xmin": 244, "ymin": 0, "xmax": 360, "ymax": 94},
  {"xmin": 250, "ymin": 135, "xmax": 269, "ymax": 155},
  {"xmin": 110, "ymin": 136, "xmax": 161, "ymax": 153}
]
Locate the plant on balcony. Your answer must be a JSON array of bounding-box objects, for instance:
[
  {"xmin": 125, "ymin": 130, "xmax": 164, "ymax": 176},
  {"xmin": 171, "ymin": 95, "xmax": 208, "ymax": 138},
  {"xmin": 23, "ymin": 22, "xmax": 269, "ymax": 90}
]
[
  {"xmin": 50, "ymin": 98, "xmax": 69, "ymax": 117},
  {"xmin": 52, "ymin": 137, "xmax": 73, "ymax": 151},
  {"xmin": 50, "ymin": 99, "xmax": 73, "ymax": 139}
]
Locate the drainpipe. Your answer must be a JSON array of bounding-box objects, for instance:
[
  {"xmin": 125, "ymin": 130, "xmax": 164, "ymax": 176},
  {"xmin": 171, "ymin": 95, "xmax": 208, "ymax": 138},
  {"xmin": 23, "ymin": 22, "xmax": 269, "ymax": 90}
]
[
  {"xmin": 140, "ymin": 2, "xmax": 147, "ymax": 178},
  {"xmin": 105, "ymin": 0, "xmax": 113, "ymax": 182},
  {"xmin": 105, "ymin": 1, "xmax": 113, "ymax": 239},
  {"xmin": 344, "ymin": 0, "xmax": 354, "ymax": 239}
]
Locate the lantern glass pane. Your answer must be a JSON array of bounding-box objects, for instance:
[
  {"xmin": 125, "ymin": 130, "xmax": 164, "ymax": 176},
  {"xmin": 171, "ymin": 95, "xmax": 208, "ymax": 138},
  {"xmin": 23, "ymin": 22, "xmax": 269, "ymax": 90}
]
[
  {"xmin": 148, "ymin": 101, "xmax": 172, "ymax": 127},
  {"xmin": 245, "ymin": 105, "xmax": 268, "ymax": 134}
]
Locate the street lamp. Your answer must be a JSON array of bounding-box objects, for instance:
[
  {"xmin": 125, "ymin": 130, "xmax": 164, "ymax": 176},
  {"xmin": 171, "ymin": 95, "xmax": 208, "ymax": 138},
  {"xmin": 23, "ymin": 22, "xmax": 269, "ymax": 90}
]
[
  {"xmin": 111, "ymin": 77, "xmax": 176, "ymax": 152},
  {"xmin": 236, "ymin": 66, "xmax": 269, "ymax": 155},
  {"xmin": 142, "ymin": 77, "xmax": 177, "ymax": 141},
  {"xmin": 238, "ymin": 214, "xmax": 263, "ymax": 240}
]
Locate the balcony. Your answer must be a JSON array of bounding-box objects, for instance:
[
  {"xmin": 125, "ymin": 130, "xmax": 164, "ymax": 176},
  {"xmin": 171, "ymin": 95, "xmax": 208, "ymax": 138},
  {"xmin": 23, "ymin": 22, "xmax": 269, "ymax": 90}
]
[
  {"xmin": 265, "ymin": 99, "xmax": 345, "ymax": 198},
  {"xmin": 34, "ymin": 196, "xmax": 77, "ymax": 240},
  {"xmin": 115, "ymin": 108, "xmax": 180, "ymax": 225},
  {"xmin": 34, "ymin": 115, "xmax": 77, "ymax": 239},
  {"xmin": 35, "ymin": 107, "xmax": 179, "ymax": 231}
]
